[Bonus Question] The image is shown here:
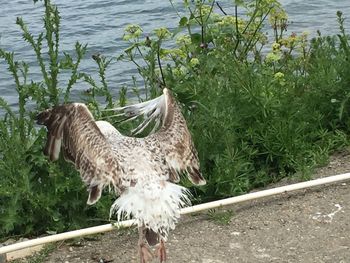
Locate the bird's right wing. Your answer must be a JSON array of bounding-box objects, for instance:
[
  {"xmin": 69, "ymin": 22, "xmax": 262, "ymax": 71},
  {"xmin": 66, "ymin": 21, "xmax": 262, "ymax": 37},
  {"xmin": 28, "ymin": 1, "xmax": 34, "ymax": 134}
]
[
  {"xmin": 36, "ymin": 103, "xmax": 124, "ymax": 204},
  {"xmin": 107, "ymin": 88, "xmax": 206, "ymax": 186}
]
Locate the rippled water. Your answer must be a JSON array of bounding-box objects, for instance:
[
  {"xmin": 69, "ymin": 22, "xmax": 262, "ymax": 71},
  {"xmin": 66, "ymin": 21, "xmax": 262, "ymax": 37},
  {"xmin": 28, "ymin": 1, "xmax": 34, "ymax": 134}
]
[{"xmin": 0, "ymin": 0, "xmax": 349, "ymax": 107}]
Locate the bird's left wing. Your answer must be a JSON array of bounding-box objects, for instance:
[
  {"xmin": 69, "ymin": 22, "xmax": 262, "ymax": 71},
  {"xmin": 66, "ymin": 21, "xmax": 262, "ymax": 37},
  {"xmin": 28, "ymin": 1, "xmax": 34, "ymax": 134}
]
[{"xmin": 36, "ymin": 103, "xmax": 124, "ymax": 204}]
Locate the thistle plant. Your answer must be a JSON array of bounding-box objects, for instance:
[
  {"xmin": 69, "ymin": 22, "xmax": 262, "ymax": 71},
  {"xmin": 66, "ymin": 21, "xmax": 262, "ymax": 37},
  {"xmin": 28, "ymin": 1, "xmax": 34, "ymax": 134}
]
[{"xmin": 0, "ymin": 0, "xmax": 114, "ymax": 237}]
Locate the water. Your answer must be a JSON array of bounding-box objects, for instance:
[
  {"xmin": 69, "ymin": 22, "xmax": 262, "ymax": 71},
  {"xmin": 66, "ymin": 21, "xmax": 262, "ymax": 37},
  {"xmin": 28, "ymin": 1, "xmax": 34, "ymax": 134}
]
[{"xmin": 0, "ymin": 0, "xmax": 350, "ymax": 108}]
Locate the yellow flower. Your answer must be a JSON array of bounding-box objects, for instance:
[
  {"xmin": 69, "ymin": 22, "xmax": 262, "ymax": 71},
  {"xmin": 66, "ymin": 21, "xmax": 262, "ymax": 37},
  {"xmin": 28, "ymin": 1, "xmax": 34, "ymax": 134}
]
[
  {"xmin": 269, "ymin": 6, "xmax": 288, "ymax": 30},
  {"xmin": 123, "ymin": 24, "xmax": 142, "ymax": 41},
  {"xmin": 217, "ymin": 16, "xmax": 245, "ymax": 30},
  {"xmin": 173, "ymin": 67, "xmax": 181, "ymax": 77},
  {"xmin": 160, "ymin": 48, "xmax": 186, "ymax": 60},
  {"xmin": 196, "ymin": 4, "xmax": 213, "ymax": 19},
  {"xmin": 274, "ymin": 72, "xmax": 284, "ymax": 79},
  {"xmin": 190, "ymin": 58, "xmax": 200, "ymax": 67},
  {"xmin": 154, "ymin": 27, "xmax": 171, "ymax": 39},
  {"xmin": 279, "ymin": 32, "xmax": 301, "ymax": 49},
  {"xmin": 274, "ymin": 71, "xmax": 286, "ymax": 86},
  {"xmin": 176, "ymin": 34, "xmax": 192, "ymax": 46},
  {"xmin": 266, "ymin": 52, "xmax": 281, "ymax": 63},
  {"xmin": 272, "ymin": 42, "xmax": 280, "ymax": 52},
  {"xmin": 279, "ymin": 38, "xmax": 288, "ymax": 47}
]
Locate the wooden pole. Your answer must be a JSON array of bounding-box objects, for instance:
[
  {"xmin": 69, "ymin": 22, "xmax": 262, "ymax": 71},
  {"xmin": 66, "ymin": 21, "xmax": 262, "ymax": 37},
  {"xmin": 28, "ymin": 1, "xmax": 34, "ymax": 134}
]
[{"xmin": 0, "ymin": 172, "xmax": 349, "ymax": 255}]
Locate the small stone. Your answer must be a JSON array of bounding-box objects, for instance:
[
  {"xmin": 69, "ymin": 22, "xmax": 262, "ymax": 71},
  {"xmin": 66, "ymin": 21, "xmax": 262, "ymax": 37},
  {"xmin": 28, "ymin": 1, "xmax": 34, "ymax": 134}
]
[
  {"xmin": 3, "ymin": 238, "xmax": 16, "ymax": 246},
  {"xmin": 18, "ymin": 237, "xmax": 29, "ymax": 242},
  {"xmin": 229, "ymin": 242, "xmax": 242, "ymax": 249}
]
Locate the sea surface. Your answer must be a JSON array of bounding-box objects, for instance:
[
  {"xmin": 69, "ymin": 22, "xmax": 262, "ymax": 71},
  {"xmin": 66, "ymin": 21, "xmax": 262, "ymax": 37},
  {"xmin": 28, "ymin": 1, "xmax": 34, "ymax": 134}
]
[{"xmin": 0, "ymin": 0, "xmax": 350, "ymax": 108}]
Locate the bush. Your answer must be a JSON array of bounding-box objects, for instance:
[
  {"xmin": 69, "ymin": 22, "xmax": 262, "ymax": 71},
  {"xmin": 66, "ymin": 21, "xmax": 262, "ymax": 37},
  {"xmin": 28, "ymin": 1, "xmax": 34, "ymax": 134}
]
[
  {"xmin": 118, "ymin": 0, "xmax": 350, "ymax": 200},
  {"xmin": 1, "ymin": 0, "xmax": 350, "ymax": 237},
  {"xmin": 0, "ymin": 0, "xmax": 118, "ymax": 238}
]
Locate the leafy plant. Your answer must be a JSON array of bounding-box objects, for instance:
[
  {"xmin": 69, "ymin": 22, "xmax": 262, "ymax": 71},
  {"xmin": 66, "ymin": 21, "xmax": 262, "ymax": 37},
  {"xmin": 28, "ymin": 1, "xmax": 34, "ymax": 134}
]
[
  {"xmin": 118, "ymin": 0, "xmax": 350, "ymax": 201},
  {"xmin": 0, "ymin": 0, "xmax": 117, "ymax": 238}
]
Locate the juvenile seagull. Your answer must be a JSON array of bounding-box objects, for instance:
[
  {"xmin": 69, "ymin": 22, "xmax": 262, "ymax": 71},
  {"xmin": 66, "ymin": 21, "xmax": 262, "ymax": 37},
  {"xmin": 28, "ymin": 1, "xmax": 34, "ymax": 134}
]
[{"xmin": 36, "ymin": 88, "xmax": 206, "ymax": 263}]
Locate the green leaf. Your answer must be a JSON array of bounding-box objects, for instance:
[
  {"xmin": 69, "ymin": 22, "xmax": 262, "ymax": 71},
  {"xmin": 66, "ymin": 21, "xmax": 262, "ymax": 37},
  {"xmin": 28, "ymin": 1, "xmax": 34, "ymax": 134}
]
[
  {"xmin": 179, "ymin": 17, "xmax": 188, "ymax": 27},
  {"xmin": 190, "ymin": 33, "xmax": 202, "ymax": 45}
]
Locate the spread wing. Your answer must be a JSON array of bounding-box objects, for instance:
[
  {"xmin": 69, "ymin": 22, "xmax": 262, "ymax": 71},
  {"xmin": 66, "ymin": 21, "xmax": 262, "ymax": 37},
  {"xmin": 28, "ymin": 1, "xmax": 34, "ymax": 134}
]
[
  {"xmin": 36, "ymin": 103, "xmax": 124, "ymax": 204},
  {"xmin": 107, "ymin": 88, "xmax": 206, "ymax": 186}
]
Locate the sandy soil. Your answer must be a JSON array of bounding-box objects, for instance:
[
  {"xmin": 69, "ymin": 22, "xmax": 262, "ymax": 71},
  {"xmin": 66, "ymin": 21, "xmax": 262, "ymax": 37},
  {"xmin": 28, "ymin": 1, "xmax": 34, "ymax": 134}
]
[{"xmin": 26, "ymin": 151, "xmax": 350, "ymax": 262}]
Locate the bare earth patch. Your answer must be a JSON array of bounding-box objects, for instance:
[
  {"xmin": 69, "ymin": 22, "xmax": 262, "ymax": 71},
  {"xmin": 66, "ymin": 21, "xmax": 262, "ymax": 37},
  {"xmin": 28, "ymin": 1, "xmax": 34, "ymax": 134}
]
[{"xmin": 29, "ymin": 152, "xmax": 350, "ymax": 262}]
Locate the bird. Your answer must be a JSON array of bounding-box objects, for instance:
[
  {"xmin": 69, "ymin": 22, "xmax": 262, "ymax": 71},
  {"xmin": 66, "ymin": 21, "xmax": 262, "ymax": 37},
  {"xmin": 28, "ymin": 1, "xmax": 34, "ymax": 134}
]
[{"xmin": 36, "ymin": 88, "xmax": 206, "ymax": 263}]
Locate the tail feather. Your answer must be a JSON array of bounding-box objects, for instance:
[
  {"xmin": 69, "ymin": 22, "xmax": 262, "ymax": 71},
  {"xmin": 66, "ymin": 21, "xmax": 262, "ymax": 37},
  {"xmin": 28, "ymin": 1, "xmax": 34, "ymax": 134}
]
[
  {"xmin": 110, "ymin": 177, "xmax": 191, "ymax": 240},
  {"xmin": 187, "ymin": 167, "xmax": 206, "ymax": 186}
]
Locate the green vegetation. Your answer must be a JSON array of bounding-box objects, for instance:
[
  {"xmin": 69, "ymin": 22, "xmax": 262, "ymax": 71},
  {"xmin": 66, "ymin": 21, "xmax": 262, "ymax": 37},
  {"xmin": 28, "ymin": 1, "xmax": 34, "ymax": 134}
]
[
  {"xmin": 12, "ymin": 244, "xmax": 56, "ymax": 263},
  {"xmin": 207, "ymin": 209, "xmax": 235, "ymax": 225},
  {"xmin": 1, "ymin": 0, "xmax": 350, "ymax": 238},
  {"xmin": 0, "ymin": 0, "xmax": 117, "ymax": 238}
]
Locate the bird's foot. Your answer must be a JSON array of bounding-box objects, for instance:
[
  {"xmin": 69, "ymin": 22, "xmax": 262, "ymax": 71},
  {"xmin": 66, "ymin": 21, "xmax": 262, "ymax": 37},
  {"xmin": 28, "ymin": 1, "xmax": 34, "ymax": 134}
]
[
  {"xmin": 156, "ymin": 240, "xmax": 166, "ymax": 263},
  {"xmin": 139, "ymin": 242, "xmax": 153, "ymax": 263}
]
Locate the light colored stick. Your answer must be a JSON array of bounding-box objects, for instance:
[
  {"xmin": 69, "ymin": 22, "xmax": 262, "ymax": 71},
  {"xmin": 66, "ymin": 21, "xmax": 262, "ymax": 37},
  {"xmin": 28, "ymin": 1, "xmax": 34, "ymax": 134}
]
[
  {"xmin": 0, "ymin": 220, "xmax": 135, "ymax": 255},
  {"xmin": 1, "ymin": 172, "xmax": 349, "ymax": 255},
  {"xmin": 180, "ymin": 172, "xmax": 350, "ymax": 215}
]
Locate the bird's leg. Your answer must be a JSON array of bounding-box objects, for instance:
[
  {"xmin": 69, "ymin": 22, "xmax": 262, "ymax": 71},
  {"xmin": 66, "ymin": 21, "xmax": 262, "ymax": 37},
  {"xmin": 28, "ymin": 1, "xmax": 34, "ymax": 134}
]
[
  {"xmin": 138, "ymin": 226, "xmax": 153, "ymax": 263},
  {"xmin": 156, "ymin": 236, "xmax": 167, "ymax": 263}
]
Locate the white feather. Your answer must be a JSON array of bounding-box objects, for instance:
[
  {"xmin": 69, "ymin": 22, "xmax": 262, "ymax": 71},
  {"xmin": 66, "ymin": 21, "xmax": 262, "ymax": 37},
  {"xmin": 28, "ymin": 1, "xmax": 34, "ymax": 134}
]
[
  {"xmin": 106, "ymin": 94, "xmax": 166, "ymax": 135},
  {"xmin": 110, "ymin": 175, "xmax": 191, "ymax": 240}
]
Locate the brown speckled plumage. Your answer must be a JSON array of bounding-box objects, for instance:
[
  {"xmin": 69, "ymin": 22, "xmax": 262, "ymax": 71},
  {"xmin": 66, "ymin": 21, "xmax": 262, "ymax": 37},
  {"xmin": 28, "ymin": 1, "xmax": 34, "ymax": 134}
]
[
  {"xmin": 36, "ymin": 103, "xmax": 124, "ymax": 204},
  {"xmin": 36, "ymin": 88, "xmax": 205, "ymax": 262}
]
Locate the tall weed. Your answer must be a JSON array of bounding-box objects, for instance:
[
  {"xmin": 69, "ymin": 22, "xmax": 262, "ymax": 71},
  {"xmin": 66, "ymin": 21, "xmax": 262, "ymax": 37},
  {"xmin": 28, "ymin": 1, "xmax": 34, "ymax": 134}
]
[{"xmin": 0, "ymin": 0, "xmax": 117, "ymax": 238}]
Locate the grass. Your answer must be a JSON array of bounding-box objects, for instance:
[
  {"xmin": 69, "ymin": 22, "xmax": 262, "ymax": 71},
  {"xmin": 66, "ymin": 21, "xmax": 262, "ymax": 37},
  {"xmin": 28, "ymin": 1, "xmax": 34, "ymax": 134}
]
[
  {"xmin": 11, "ymin": 244, "xmax": 56, "ymax": 263},
  {"xmin": 207, "ymin": 209, "xmax": 235, "ymax": 225}
]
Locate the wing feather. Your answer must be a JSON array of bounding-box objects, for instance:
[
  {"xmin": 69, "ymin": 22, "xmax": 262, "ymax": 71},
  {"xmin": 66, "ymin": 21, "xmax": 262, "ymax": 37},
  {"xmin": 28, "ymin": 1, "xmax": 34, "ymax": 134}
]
[
  {"xmin": 107, "ymin": 88, "xmax": 206, "ymax": 186},
  {"xmin": 36, "ymin": 103, "xmax": 123, "ymax": 204},
  {"xmin": 107, "ymin": 94, "xmax": 166, "ymax": 135}
]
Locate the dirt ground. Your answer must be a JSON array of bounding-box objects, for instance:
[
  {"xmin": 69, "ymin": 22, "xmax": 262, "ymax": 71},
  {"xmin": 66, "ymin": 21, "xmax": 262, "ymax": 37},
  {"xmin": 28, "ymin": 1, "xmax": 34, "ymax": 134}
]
[{"xmin": 27, "ymin": 152, "xmax": 350, "ymax": 262}]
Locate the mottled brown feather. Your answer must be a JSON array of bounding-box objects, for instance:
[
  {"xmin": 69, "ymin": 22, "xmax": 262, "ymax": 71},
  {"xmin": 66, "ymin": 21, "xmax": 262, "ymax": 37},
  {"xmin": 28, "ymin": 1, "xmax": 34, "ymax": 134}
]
[
  {"xmin": 148, "ymin": 89, "xmax": 206, "ymax": 185},
  {"xmin": 36, "ymin": 103, "xmax": 123, "ymax": 204},
  {"xmin": 36, "ymin": 89, "xmax": 205, "ymax": 207}
]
